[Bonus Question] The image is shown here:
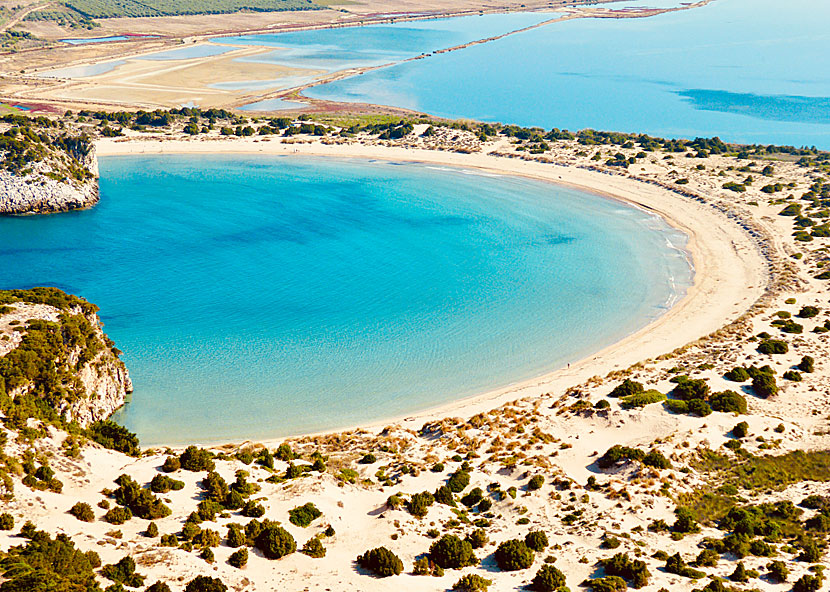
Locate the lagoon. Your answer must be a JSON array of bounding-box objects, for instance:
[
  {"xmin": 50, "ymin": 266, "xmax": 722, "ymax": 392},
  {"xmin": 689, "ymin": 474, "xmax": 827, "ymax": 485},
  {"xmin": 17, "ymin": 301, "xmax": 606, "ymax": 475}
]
[
  {"xmin": 0, "ymin": 156, "xmax": 690, "ymax": 444},
  {"xmin": 301, "ymin": 0, "xmax": 830, "ymax": 148}
]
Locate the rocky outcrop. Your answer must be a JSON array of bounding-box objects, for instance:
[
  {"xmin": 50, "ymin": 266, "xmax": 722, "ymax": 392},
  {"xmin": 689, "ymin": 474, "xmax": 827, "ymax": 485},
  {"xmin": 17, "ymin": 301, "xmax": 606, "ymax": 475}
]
[
  {"xmin": 0, "ymin": 296, "xmax": 132, "ymax": 428},
  {"xmin": 0, "ymin": 159, "xmax": 98, "ymax": 215}
]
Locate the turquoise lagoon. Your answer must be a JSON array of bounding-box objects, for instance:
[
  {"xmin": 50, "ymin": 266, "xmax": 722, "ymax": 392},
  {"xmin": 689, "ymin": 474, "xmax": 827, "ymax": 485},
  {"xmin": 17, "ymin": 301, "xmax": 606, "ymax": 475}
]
[
  {"xmin": 294, "ymin": 0, "xmax": 830, "ymax": 148},
  {"xmin": 1, "ymin": 156, "xmax": 690, "ymax": 444}
]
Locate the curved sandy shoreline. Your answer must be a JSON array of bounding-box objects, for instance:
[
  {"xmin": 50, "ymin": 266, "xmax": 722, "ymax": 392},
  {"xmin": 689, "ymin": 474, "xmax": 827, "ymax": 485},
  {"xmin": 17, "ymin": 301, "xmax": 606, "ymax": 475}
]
[{"xmin": 95, "ymin": 137, "xmax": 768, "ymax": 446}]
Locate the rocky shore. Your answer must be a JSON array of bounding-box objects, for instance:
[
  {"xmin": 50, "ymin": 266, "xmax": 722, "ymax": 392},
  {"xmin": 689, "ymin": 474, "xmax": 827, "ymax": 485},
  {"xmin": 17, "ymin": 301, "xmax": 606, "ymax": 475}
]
[{"xmin": 0, "ymin": 152, "xmax": 98, "ymax": 215}]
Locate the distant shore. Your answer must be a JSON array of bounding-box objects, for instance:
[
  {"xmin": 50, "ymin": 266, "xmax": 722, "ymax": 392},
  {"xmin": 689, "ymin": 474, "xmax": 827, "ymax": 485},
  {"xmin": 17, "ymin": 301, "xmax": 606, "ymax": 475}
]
[{"xmin": 96, "ymin": 135, "xmax": 768, "ymax": 445}]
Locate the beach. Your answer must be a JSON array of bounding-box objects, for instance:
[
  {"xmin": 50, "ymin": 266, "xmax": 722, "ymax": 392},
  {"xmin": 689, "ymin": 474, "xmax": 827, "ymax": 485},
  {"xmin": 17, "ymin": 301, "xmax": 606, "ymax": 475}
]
[{"xmin": 96, "ymin": 134, "xmax": 768, "ymax": 443}]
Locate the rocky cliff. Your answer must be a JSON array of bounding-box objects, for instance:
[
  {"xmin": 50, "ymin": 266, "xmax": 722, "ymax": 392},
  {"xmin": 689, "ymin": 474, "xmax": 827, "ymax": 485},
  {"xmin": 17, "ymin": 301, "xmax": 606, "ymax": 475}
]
[
  {"xmin": 0, "ymin": 121, "xmax": 99, "ymax": 215},
  {"xmin": 0, "ymin": 288, "xmax": 132, "ymax": 428}
]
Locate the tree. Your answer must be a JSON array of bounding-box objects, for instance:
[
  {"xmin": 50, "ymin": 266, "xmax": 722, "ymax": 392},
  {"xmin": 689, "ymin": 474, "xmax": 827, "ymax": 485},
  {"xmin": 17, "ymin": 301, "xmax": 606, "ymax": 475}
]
[
  {"xmin": 102, "ymin": 556, "xmax": 145, "ymax": 587},
  {"xmin": 302, "ymin": 537, "xmax": 326, "ymax": 558},
  {"xmin": 255, "ymin": 524, "xmax": 296, "ymax": 560},
  {"xmin": 289, "ymin": 503, "xmax": 322, "ymax": 527},
  {"xmin": 87, "ymin": 420, "xmax": 140, "ymax": 456},
  {"xmin": 494, "ymin": 539, "xmax": 534, "ymax": 571},
  {"xmin": 430, "ymin": 535, "xmax": 477, "ymax": 569},
  {"xmin": 732, "ymin": 421, "xmax": 749, "ymax": 438},
  {"xmin": 356, "ymin": 546, "xmax": 403, "ymax": 577}
]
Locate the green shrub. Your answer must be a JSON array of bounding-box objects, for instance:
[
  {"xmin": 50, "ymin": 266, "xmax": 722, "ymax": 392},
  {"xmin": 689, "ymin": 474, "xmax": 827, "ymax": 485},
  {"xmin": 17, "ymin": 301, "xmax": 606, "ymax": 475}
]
[
  {"xmin": 767, "ymin": 560, "xmax": 789, "ymax": 583},
  {"xmin": 642, "ymin": 450, "xmax": 671, "ymax": 469},
  {"xmin": 302, "ymin": 537, "xmax": 326, "ymax": 558},
  {"xmin": 255, "ymin": 524, "xmax": 296, "ymax": 560},
  {"xmin": 201, "ymin": 472, "xmax": 228, "ymax": 503},
  {"xmin": 146, "ymin": 522, "xmax": 158, "ymax": 537},
  {"xmin": 583, "ymin": 576, "xmax": 627, "ymax": 592},
  {"xmin": 732, "ymin": 421, "xmax": 749, "ymax": 438},
  {"xmin": 150, "ymin": 474, "xmax": 184, "ymax": 493},
  {"xmin": 447, "ymin": 470, "xmax": 471, "ymax": 493},
  {"xmin": 666, "ymin": 399, "xmax": 689, "ymax": 414},
  {"xmin": 161, "ymin": 456, "xmax": 180, "ymax": 472},
  {"xmin": 453, "ymin": 574, "xmax": 493, "ymax": 591},
  {"xmin": 620, "ymin": 390, "xmax": 665, "ymax": 409},
  {"xmin": 356, "ymin": 546, "xmax": 403, "ymax": 577},
  {"xmin": 407, "ymin": 491, "xmax": 435, "ymax": 518},
  {"xmin": 752, "ymin": 373, "xmax": 778, "ymax": 398},
  {"xmin": 289, "ymin": 502, "xmax": 322, "ymax": 527},
  {"xmin": 179, "ymin": 446, "xmax": 215, "ymax": 472},
  {"xmin": 102, "ymin": 556, "xmax": 144, "ymax": 587},
  {"xmin": 0, "ymin": 513, "xmax": 14, "ymax": 530},
  {"xmin": 671, "ymin": 507, "xmax": 699, "ymax": 534},
  {"xmin": 724, "ymin": 367, "xmax": 750, "ymax": 382},
  {"xmin": 709, "ymin": 390, "xmax": 748, "ymax": 414},
  {"xmin": 793, "ymin": 575, "xmax": 823, "ymax": 592},
  {"xmin": 671, "ymin": 377, "xmax": 709, "ymax": 401},
  {"xmin": 87, "ymin": 421, "xmax": 140, "ymax": 456},
  {"xmin": 429, "ymin": 534, "xmax": 477, "ymax": 569},
  {"xmin": 146, "ymin": 583, "xmax": 172, "ymax": 592},
  {"xmin": 461, "ymin": 487, "xmax": 484, "ymax": 507},
  {"xmin": 434, "ymin": 485, "xmax": 456, "ymax": 506},
  {"xmin": 597, "ymin": 445, "xmax": 644, "ymax": 469},
  {"xmin": 466, "ymin": 528, "xmax": 488, "ymax": 549},
  {"xmin": 783, "ymin": 370, "xmax": 802, "ymax": 381},
  {"xmin": 228, "ymin": 548, "xmax": 248, "ymax": 568},
  {"xmin": 358, "ymin": 453, "xmax": 377, "ymax": 464},
  {"xmin": 113, "ymin": 474, "xmax": 171, "ymax": 520},
  {"xmin": 798, "ymin": 355, "xmax": 815, "ymax": 373},
  {"xmin": 525, "ymin": 530, "xmax": 549, "ymax": 552},
  {"xmin": 531, "ymin": 564, "xmax": 567, "ymax": 591},
  {"xmin": 70, "ymin": 502, "xmax": 94, "ymax": 522},
  {"xmin": 494, "ymin": 539, "xmax": 534, "ymax": 571},
  {"xmin": 798, "ymin": 538, "xmax": 821, "ymax": 562},
  {"xmin": 757, "ymin": 339, "xmax": 788, "ymax": 355},
  {"xmin": 242, "ymin": 500, "xmax": 265, "ymax": 518},
  {"xmin": 185, "ymin": 576, "xmax": 227, "ymax": 592},
  {"xmin": 528, "ymin": 475, "xmax": 545, "ymax": 490},
  {"xmin": 665, "ymin": 553, "xmax": 704, "ymax": 578},
  {"xmin": 798, "ymin": 306, "xmax": 819, "ymax": 318},
  {"xmin": 104, "ymin": 506, "xmax": 132, "ymax": 524},
  {"xmin": 601, "ymin": 552, "xmax": 651, "ymax": 588},
  {"xmin": 0, "ymin": 529, "xmax": 102, "ymax": 591},
  {"xmin": 608, "ymin": 379, "xmax": 643, "ymax": 398}
]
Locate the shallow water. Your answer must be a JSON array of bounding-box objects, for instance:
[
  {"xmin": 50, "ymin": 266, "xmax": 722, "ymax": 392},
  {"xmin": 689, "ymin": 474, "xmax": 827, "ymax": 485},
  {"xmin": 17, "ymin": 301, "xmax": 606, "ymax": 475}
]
[
  {"xmin": 303, "ymin": 0, "xmax": 830, "ymax": 148},
  {"xmin": 0, "ymin": 156, "xmax": 690, "ymax": 444}
]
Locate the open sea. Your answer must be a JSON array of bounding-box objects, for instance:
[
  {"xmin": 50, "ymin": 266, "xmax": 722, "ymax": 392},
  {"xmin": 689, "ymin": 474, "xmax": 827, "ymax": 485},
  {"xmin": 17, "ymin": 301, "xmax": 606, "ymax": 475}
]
[{"xmin": 1, "ymin": 156, "xmax": 690, "ymax": 443}]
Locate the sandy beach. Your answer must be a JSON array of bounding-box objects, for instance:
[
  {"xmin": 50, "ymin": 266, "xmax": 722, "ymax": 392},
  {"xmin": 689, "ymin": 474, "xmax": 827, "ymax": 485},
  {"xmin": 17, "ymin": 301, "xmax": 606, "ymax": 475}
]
[{"xmin": 96, "ymin": 135, "xmax": 768, "ymax": 444}]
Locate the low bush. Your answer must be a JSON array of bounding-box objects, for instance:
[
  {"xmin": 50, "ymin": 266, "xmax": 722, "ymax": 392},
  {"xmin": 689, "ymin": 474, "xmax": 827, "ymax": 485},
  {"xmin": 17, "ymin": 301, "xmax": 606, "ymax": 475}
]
[
  {"xmin": 793, "ymin": 575, "xmax": 823, "ymax": 592},
  {"xmin": 752, "ymin": 373, "xmax": 778, "ymax": 398},
  {"xmin": 429, "ymin": 534, "xmax": 477, "ymax": 569},
  {"xmin": 70, "ymin": 502, "xmax": 94, "ymax": 522},
  {"xmin": 161, "ymin": 456, "xmax": 180, "ymax": 473},
  {"xmin": 671, "ymin": 376, "xmax": 709, "ymax": 401},
  {"xmin": 407, "ymin": 491, "xmax": 435, "ymax": 518},
  {"xmin": 104, "ymin": 506, "xmax": 132, "ymax": 524},
  {"xmin": 302, "ymin": 537, "xmax": 326, "ymax": 558},
  {"xmin": 642, "ymin": 450, "xmax": 671, "ymax": 469},
  {"xmin": 150, "ymin": 474, "xmax": 184, "ymax": 493},
  {"xmin": 709, "ymin": 390, "xmax": 748, "ymax": 414},
  {"xmin": 461, "ymin": 487, "xmax": 484, "ymax": 507},
  {"xmin": 179, "ymin": 446, "xmax": 215, "ymax": 472},
  {"xmin": 528, "ymin": 475, "xmax": 545, "ymax": 490},
  {"xmin": 583, "ymin": 576, "xmax": 627, "ymax": 592},
  {"xmin": 732, "ymin": 421, "xmax": 749, "ymax": 438},
  {"xmin": 724, "ymin": 367, "xmax": 750, "ymax": 382},
  {"xmin": 620, "ymin": 390, "xmax": 665, "ymax": 409},
  {"xmin": 289, "ymin": 502, "xmax": 322, "ymax": 527},
  {"xmin": 356, "ymin": 546, "xmax": 403, "ymax": 577},
  {"xmin": 665, "ymin": 553, "xmax": 704, "ymax": 579},
  {"xmin": 798, "ymin": 306, "xmax": 819, "ymax": 318},
  {"xmin": 255, "ymin": 524, "xmax": 296, "ymax": 560},
  {"xmin": 798, "ymin": 355, "xmax": 815, "ymax": 373},
  {"xmin": 767, "ymin": 560, "xmax": 788, "ymax": 583},
  {"xmin": 185, "ymin": 576, "xmax": 227, "ymax": 592},
  {"xmin": 597, "ymin": 445, "xmax": 644, "ymax": 469},
  {"xmin": 783, "ymin": 370, "xmax": 802, "ymax": 381},
  {"xmin": 601, "ymin": 552, "xmax": 651, "ymax": 588},
  {"xmin": 531, "ymin": 564, "xmax": 567, "ymax": 591},
  {"xmin": 494, "ymin": 539, "xmax": 534, "ymax": 571},
  {"xmin": 453, "ymin": 574, "xmax": 492, "ymax": 591},
  {"xmin": 87, "ymin": 420, "xmax": 140, "ymax": 456},
  {"xmin": 608, "ymin": 379, "xmax": 643, "ymax": 398},
  {"xmin": 447, "ymin": 469, "xmax": 471, "ymax": 493},
  {"xmin": 466, "ymin": 528, "xmax": 488, "ymax": 549},
  {"xmin": 0, "ymin": 513, "xmax": 14, "ymax": 530},
  {"xmin": 102, "ymin": 556, "xmax": 144, "ymax": 587},
  {"xmin": 757, "ymin": 339, "xmax": 788, "ymax": 355},
  {"xmin": 525, "ymin": 530, "xmax": 549, "ymax": 552}
]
